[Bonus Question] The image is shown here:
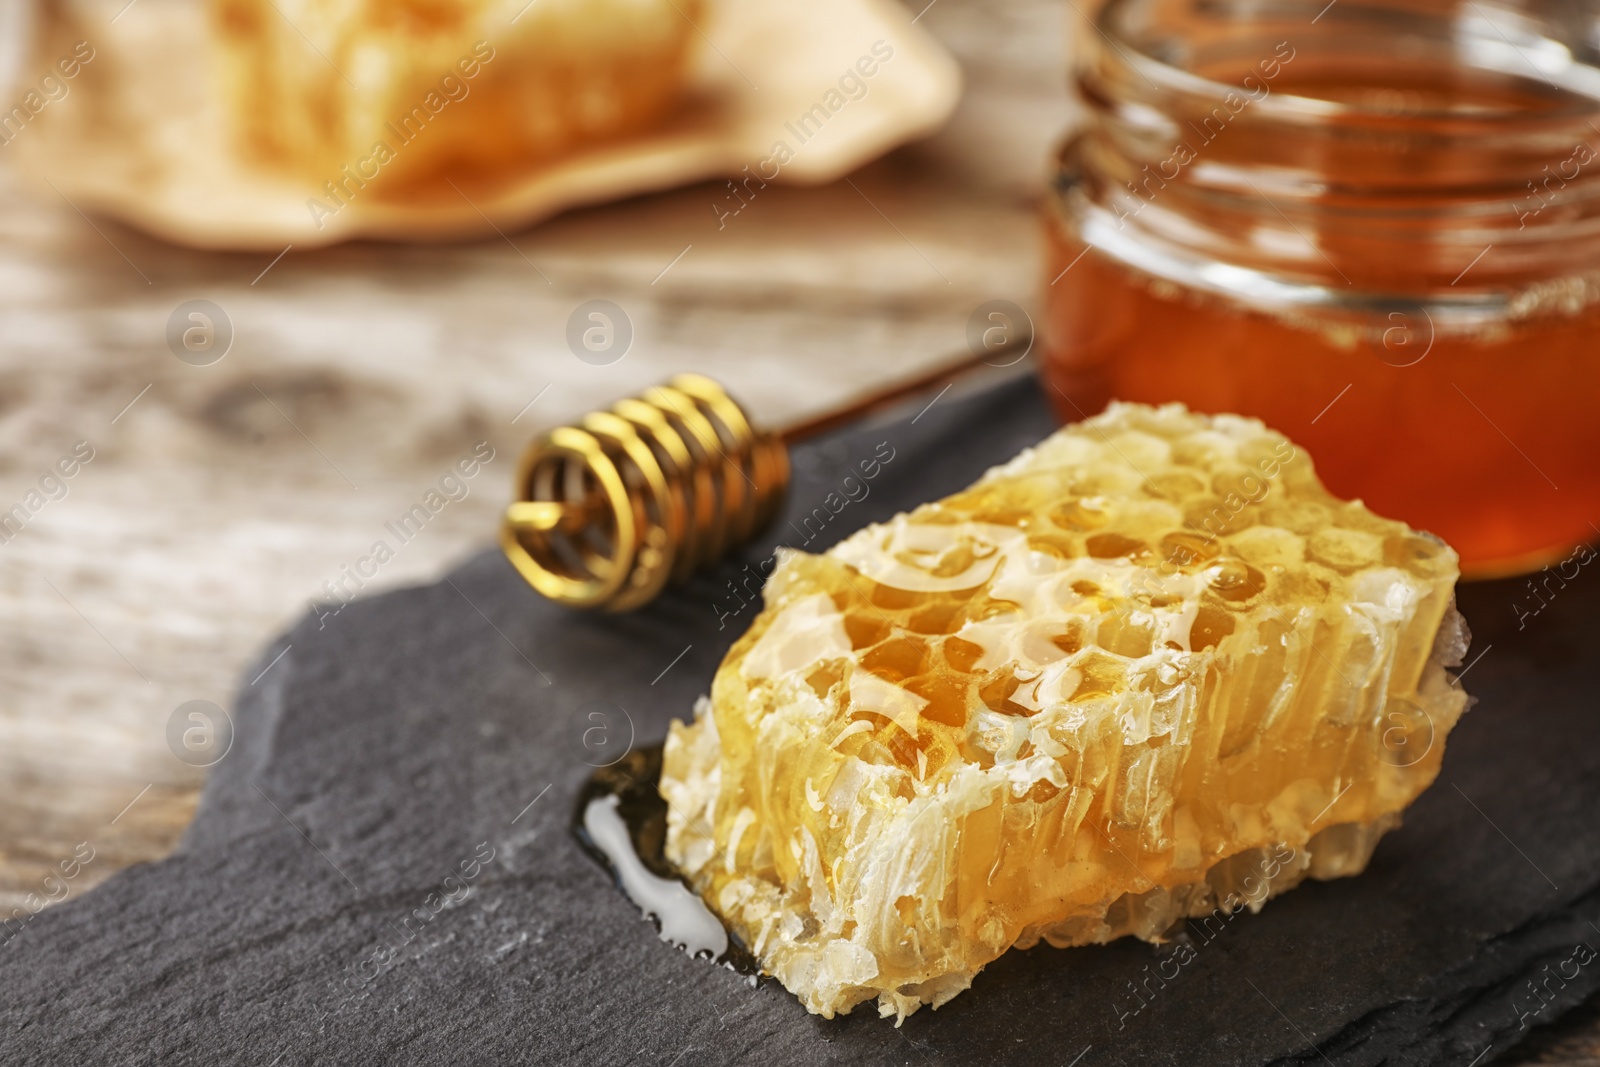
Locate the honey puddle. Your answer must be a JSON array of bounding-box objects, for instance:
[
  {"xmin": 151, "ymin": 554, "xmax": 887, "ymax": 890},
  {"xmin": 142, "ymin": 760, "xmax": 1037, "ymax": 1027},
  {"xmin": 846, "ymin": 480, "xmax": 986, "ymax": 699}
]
[{"xmin": 572, "ymin": 745, "xmax": 759, "ymax": 975}]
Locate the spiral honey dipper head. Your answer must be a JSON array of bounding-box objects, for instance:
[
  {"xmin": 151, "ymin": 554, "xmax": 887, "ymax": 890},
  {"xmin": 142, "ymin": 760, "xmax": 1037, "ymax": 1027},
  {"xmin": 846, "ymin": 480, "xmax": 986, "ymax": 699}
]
[{"xmin": 500, "ymin": 374, "xmax": 789, "ymax": 611}]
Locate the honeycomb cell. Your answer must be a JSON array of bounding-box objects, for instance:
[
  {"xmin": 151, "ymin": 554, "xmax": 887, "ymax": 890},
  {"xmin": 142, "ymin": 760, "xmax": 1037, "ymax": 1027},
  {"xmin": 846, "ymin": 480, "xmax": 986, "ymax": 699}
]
[{"xmin": 660, "ymin": 402, "xmax": 1471, "ymax": 1022}]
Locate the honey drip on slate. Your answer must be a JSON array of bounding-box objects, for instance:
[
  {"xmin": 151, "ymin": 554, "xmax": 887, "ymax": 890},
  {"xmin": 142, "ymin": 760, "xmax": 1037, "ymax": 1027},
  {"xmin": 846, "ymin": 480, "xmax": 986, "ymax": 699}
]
[{"xmin": 572, "ymin": 745, "xmax": 759, "ymax": 975}]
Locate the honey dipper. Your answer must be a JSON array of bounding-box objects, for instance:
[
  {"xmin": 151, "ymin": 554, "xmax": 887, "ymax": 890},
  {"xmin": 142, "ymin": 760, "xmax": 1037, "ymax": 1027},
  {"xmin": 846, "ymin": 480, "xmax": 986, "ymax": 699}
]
[{"xmin": 501, "ymin": 341, "xmax": 1028, "ymax": 610}]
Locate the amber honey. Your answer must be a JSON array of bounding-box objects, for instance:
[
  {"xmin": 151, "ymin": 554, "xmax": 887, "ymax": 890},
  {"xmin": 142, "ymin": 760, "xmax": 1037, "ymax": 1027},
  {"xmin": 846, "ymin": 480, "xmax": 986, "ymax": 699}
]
[
  {"xmin": 1042, "ymin": 224, "xmax": 1600, "ymax": 573},
  {"xmin": 1042, "ymin": 0, "xmax": 1600, "ymax": 575}
]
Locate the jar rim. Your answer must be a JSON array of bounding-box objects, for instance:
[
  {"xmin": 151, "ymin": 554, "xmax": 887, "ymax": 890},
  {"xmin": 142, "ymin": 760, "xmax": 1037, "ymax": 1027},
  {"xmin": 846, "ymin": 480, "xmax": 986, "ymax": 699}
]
[{"xmin": 1093, "ymin": 0, "xmax": 1600, "ymax": 127}]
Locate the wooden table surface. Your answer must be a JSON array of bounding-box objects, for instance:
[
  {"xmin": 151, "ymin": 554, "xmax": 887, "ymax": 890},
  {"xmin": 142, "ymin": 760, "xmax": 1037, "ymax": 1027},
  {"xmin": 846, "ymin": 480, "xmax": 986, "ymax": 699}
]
[{"xmin": 0, "ymin": 1, "xmax": 1592, "ymax": 1061}]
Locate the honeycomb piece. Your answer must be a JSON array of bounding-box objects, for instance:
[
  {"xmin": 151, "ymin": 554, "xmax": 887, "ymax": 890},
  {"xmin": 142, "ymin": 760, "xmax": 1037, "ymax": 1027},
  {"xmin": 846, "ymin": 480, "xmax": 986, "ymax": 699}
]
[
  {"xmin": 211, "ymin": 0, "xmax": 697, "ymax": 192},
  {"xmin": 661, "ymin": 402, "xmax": 1470, "ymax": 1021}
]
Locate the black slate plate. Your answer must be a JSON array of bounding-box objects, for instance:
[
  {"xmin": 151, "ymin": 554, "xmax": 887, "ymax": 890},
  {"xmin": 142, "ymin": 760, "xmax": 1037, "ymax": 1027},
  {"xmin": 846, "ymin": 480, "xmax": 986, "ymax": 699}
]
[{"xmin": 4, "ymin": 374, "xmax": 1598, "ymax": 1067}]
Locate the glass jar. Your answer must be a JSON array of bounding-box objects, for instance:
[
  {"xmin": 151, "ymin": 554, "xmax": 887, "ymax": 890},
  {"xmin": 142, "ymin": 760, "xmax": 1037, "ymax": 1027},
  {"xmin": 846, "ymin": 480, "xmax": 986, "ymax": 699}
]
[{"xmin": 1041, "ymin": 0, "xmax": 1600, "ymax": 576}]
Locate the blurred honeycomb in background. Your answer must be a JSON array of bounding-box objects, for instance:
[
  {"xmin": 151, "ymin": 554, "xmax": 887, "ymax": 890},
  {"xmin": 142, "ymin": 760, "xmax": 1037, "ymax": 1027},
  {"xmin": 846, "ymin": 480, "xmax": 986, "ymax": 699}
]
[
  {"xmin": 663, "ymin": 402, "xmax": 1470, "ymax": 1020},
  {"xmin": 211, "ymin": 0, "xmax": 700, "ymax": 191}
]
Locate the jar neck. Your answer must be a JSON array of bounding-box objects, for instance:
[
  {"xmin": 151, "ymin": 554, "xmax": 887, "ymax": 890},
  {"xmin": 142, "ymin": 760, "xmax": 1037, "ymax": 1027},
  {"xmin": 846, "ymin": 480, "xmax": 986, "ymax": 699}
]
[{"xmin": 1070, "ymin": 0, "xmax": 1600, "ymax": 308}]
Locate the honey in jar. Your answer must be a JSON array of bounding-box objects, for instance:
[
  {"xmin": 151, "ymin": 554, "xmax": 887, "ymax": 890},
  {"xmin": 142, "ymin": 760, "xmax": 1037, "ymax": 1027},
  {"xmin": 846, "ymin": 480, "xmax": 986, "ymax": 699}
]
[{"xmin": 1042, "ymin": 0, "xmax": 1600, "ymax": 575}]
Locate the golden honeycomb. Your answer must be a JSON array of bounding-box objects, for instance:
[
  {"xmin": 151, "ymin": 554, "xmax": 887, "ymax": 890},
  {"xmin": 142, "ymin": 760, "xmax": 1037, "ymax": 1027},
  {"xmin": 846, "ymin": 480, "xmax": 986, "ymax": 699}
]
[
  {"xmin": 661, "ymin": 401, "xmax": 1471, "ymax": 1021},
  {"xmin": 212, "ymin": 0, "xmax": 698, "ymax": 192}
]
